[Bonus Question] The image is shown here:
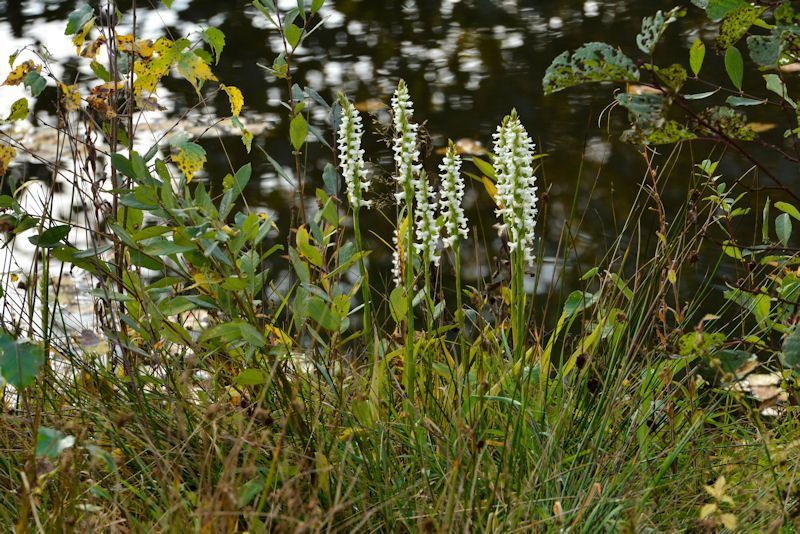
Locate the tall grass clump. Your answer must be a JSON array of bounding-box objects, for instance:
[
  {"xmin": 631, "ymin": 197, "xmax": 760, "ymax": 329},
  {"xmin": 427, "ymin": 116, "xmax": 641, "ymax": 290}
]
[{"xmin": 0, "ymin": 0, "xmax": 798, "ymax": 532}]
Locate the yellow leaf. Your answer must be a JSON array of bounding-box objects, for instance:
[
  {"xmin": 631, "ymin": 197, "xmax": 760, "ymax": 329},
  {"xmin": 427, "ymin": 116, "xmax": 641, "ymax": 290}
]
[
  {"xmin": 172, "ymin": 144, "xmax": 207, "ymax": 182},
  {"xmin": 3, "ymin": 60, "xmax": 39, "ymax": 86},
  {"xmin": 80, "ymin": 35, "xmax": 106, "ymax": 59},
  {"xmin": 133, "ymin": 37, "xmax": 186, "ymax": 95},
  {"xmin": 482, "ymin": 176, "xmax": 497, "ymax": 202},
  {"xmin": 72, "ymin": 18, "xmax": 95, "ymax": 51},
  {"xmin": 220, "ymin": 84, "xmax": 243, "ymax": 117},
  {"xmin": 719, "ymin": 513, "xmax": 737, "ymax": 530},
  {"xmin": 177, "ymin": 50, "xmax": 217, "ymax": 94},
  {"xmin": 116, "ymin": 34, "xmax": 154, "ymax": 58},
  {"xmin": 58, "ymin": 82, "xmax": 82, "ymax": 112},
  {"xmin": 0, "ymin": 144, "xmax": 16, "ymax": 176},
  {"xmin": 699, "ymin": 503, "xmax": 717, "ymax": 519}
]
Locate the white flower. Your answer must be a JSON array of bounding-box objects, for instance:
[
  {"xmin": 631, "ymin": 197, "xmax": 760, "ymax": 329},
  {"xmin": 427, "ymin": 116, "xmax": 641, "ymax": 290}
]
[
  {"xmin": 414, "ymin": 170, "xmax": 441, "ymax": 266},
  {"xmin": 391, "ymin": 80, "xmax": 422, "ymax": 201},
  {"xmin": 337, "ymin": 95, "xmax": 371, "ymax": 209},
  {"xmin": 391, "ymin": 223, "xmax": 405, "ymax": 287},
  {"xmin": 493, "ymin": 109, "xmax": 539, "ymax": 265},
  {"xmin": 439, "ymin": 141, "xmax": 468, "ymax": 249}
]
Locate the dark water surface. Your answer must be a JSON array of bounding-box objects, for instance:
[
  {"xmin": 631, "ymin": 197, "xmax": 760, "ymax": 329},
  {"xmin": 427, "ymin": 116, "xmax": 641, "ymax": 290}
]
[{"xmin": 1, "ymin": 0, "xmax": 785, "ymax": 315}]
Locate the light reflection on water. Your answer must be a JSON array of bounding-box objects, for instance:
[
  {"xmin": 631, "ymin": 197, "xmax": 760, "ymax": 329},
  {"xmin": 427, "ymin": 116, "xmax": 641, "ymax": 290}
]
[{"xmin": 0, "ymin": 0, "xmax": 782, "ymax": 331}]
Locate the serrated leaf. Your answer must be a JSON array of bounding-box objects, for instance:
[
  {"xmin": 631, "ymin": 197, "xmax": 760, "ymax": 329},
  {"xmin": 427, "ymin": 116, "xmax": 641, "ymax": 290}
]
[
  {"xmin": 724, "ymin": 46, "xmax": 744, "ymax": 90},
  {"xmin": 177, "ymin": 50, "xmax": 218, "ymax": 94},
  {"xmin": 690, "ymin": 39, "xmax": 705, "ymax": 76},
  {"xmin": 202, "ymin": 27, "xmax": 226, "ymax": 64},
  {"xmin": 290, "ymin": 113, "xmax": 308, "ymax": 151},
  {"xmin": 170, "ymin": 133, "xmax": 207, "ymax": 182},
  {"xmin": 5, "ymin": 98, "xmax": 28, "ymax": 121},
  {"xmin": 221, "ymin": 84, "xmax": 243, "ymax": 117}
]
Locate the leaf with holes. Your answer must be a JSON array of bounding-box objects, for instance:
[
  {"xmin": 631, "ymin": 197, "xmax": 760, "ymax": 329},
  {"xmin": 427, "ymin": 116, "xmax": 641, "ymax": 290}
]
[
  {"xmin": 170, "ymin": 133, "xmax": 206, "ymax": 182},
  {"xmin": 543, "ymin": 42, "xmax": 639, "ymax": 95}
]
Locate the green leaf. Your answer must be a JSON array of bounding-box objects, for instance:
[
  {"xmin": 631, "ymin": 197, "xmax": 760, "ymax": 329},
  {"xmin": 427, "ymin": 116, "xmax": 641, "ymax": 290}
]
[
  {"xmin": 23, "ymin": 71, "xmax": 46, "ymax": 97},
  {"xmin": 235, "ymin": 369, "xmax": 269, "ymax": 386},
  {"xmin": 690, "ymin": 39, "xmax": 706, "ymax": 76},
  {"xmin": 763, "ymin": 74, "xmax": 796, "ymax": 108},
  {"xmin": 290, "ymin": 113, "xmax": 308, "ymax": 151},
  {"xmin": 90, "ymin": 60, "xmax": 111, "ymax": 82},
  {"xmin": 202, "ymin": 27, "xmax": 226, "ymax": 65},
  {"xmin": 163, "ymin": 0, "xmax": 174, "ymax": 7},
  {"xmin": 716, "ymin": 6, "xmax": 765, "ymax": 50},
  {"xmin": 143, "ymin": 239, "xmax": 195, "ymax": 256},
  {"xmin": 543, "ymin": 42, "xmax": 639, "ymax": 95},
  {"xmin": 706, "ymin": 0, "xmax": 748, "ymax": 22},
  {"xmin": 724, "ymin": 46, "xmax": 744, "ymax": 90},
  {"xmin": 782, "ymin": 325, "xmax": 800, "ymax": 371},
  {"xmin": 296, "ymin": 226, "xmax": 323, "ymax": 267},
  {"xmin": 36, "ymin": 427, "xmax": 75, "ymax": 459},
  {"xmin": 29, "ymin": 225, "xmax": 71, "ymax": 248},
  {"xmin": 747, "ymin": 33, "xmax": 781, "ymax": 67},
  {"xmin": 0, "ymin": 333, "xmax": 45, "ymax": 388},
  {"xmin": 311, "ymin": 0, "xmax": 324, "ymax": 13},
  {"xmin": 637, "ymin": 8, "xmax": 684, "ymax": 55},
  {"xmin": 65, "ymin": 4, "xmax": 94, "ymax": 35},
  {"xmin": 725, "ymin": 96, "xmax": 764, "ymax": 107},
  {"xmin": 306, "ymin": 296, "xmax": 341, "ymax": 331},
  {"xmin": 285, "ymin": 24, "xmax": 303, "ymax": 48},
  {"xmin": 775, "ymin": 201, "xmax": 800, "ymax": 222},
  {"xmin": 776, "ymin": 213, "xmax": 792, "ymax": 246},
  {"xmin": 389, "ymin": 286, "xmax": 407, "ymax": 324},
  {"xmin": 5, "ymin": 98, "xmax": 28, "ymax": 122}
]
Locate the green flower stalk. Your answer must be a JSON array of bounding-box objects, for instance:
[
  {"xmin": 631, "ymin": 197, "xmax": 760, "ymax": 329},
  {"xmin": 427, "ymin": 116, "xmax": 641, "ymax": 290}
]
[{"xmin": 337, "ymin": 93, "xmax": 373, "ymax": 346}]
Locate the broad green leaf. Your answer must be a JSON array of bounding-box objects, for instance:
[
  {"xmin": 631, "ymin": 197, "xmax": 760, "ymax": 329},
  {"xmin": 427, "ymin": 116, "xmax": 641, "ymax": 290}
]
[
  {"xmin": 177, "ymin": 50, "xmax": 218, "ymax": 94},
  {"xmin": 296, "ymin": 226, "xmax": 323, "ymax": 267},
  {"xmin": 0, "ymin": 333, "xmax": 44, "ymax": 388},
  {"xmin": 306, "ymin": 296, "xmax": 341, "ymax": 331},
  {"xmin": 690, "ymin": 39, "xmax": 705, "ymax": 76},
  {"xmin": 311, "ymin": 0, "xmax": 324, "ymax": 13},
  {"xmin": 776, "ymin": 213, "xmax": 792, "ymax": 245},
  {"xmin": 763, "ymin": 74, "xmax": 796, "ymax": 108},
  {"xmin": 543, "ymin": 42, "xmax": 639, "ymax": 95},
  {"xmin": 235, "ymin": 369, "xmax": 269, "ymax": 386},
  {"xmin": 65, "ymin": 4, "xmax": 94, "ymax": 35},
  {"xmin": 36, "ymin": 427, "xmax": 75, "ymax": 459},
  {"xmin": 202, "ymin": 27, "xmax": 226, "ymax": 64},
  {"xmin": 29, "ymin": 225, "xmax": 71, "ymax": 248},
  {"xmin": 706, "ymin": 0, "xmax": 748, "ymax": 22},
  {"xmin": 716, "ymin": 6, "xmax": 765, "ymax": 50},
  {"xmin": 290, "ymin": 113, "xmax": 308, "ymax": 151},
  {"xmin": 747, "ymin": 33, "xmax": 781, "ymax": 67},
  {"xmin": 23, "ymin": 70, "xmax": 47, "ymax": 97},
  {"xmin": 782, "ymin": 325, "xmax": 800, "ymax": 371},
  {"xmin": 724, "ymin": 46, "xmax": 743, "ymax": 90},
  {"xmin": 5, "ymin": 98, "xmax": 28, "ymax": 121},
  {"xmin": 170, "ymin": 133, "xmax": 207, "ymax": 181},
  {"xmin": 775, "ymin": 201, "xmax": 800, "ymax": 221},
  {"xmin": 389, "ymin": 286, "xmax": 407, "ymax": 324},
  {"xmin": 285, "ymin": 24, "xmax": 303, "ymax": 48}
]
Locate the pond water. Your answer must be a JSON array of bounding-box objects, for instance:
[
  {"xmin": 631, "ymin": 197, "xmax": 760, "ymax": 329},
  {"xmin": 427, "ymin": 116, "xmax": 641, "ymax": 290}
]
[{"xmin": 0, "ymin": 0, "xmax": 787, "ymax": 324}]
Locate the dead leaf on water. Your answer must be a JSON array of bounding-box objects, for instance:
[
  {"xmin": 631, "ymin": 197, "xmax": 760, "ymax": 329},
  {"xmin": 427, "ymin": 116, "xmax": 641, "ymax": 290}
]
[
  {"xmin": 435, "ymin": 138, "xmax": 487, "ymax": 156},
  {"xmin": 747, "ymin": 122, "xmax": 777, "ymax": 133},
  {"xmin": 354, "ymin": 99, "xmax": 386, "ymax": 113}
]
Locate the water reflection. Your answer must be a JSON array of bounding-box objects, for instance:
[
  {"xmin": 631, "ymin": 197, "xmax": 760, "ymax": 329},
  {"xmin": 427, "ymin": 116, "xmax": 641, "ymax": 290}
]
[{"xmin": 0, "ymin": 0, "xmax": 782, "ymax": 321}]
